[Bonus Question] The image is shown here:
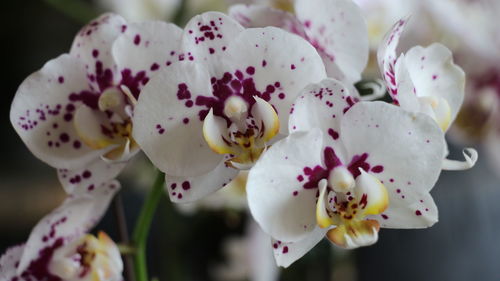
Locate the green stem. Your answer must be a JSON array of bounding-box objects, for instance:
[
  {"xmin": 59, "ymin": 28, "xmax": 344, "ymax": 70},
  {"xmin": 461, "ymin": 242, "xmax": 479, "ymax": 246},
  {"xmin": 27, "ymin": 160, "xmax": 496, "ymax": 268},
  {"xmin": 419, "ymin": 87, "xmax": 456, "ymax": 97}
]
[
  {"xmin": 132, "ymin": 171, "xmax": 165, "ymax": 281},
  {"xmin": 44, "ymin": 0, "xmax": 98, "ymax": 24}
]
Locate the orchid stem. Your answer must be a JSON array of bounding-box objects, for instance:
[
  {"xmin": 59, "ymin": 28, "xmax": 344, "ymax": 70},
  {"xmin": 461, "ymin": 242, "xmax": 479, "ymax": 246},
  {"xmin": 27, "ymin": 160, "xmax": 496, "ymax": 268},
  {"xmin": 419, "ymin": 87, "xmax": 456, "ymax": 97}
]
[
  {"xmin": 132, "ymin": 171, "xmax": 165, "ymax": 281},
  {"xmin": 43, "ymin": 0, "xmax": 98, "ymax": 24},
  {"xmin": 113, "ymin": 194, "xmax": 136, "ymax": 281}
]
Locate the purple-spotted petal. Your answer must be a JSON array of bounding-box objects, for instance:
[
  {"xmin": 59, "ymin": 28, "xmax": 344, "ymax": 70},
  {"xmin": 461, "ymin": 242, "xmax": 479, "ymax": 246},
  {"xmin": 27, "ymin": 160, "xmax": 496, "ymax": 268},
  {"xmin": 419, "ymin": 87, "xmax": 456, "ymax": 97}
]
[
  {"xmin": 70, "ymin": 13, "xmax": 127, "ymax": 91},
  {"xmin": 17, "ymin": 180, "xmax": 120, "ymax": 274},
  {"xmin": 0, "ymin": 245, "xmax": 24, "ymax": 280},
  {"xmin": 377, "ymin": 17, "xmax": 410, "ymax": 102},
  {"xmin": 222, "ymin": 26, "xmax": 327, "ymax": 134},
  {"xmin": 229, "ymin": 4, "xmax": 307, "ymax": 37},
  {"xmin": 392, "ymin": 55, "xmax": 419, "ymax": 110},
  {"xmin": 295, "ymin": 0, "xmax": 369, "ymax": 83},
  {"xmin": 132, "ymin": 61, "xmax": 222, "ymax": 177},
  {"xmin": 181, "ymin": 12, "xmax": 245, "ymax": 71},
  {"xmin": 247, "ymin": 129, "xmax": 324, "ymax": 242},
  {"xmin": 272, "ymin": 227, "xmax": 327, "ymax": 268},
  {"xmin": 289, "ymin": 78, "xmax": 355, "ymax": 149},
  {"xmin": 57, "ymin": 158, "xmax": 126, "ymax": 194},
  {"xmin": 340, "ymin": 101, "xmax": 445, "ymax": 228},
  {"xmin": 404, "ymin": 43, "xmax": 466, "ymax": 125},
  {"xmin": 165, "ymin": 157, "xmax": 239, "ymax": 203},
  {"xmin": 112, "ymin": 21, "xmax": 183, "ymax": 98},
  {"xmin": 10, "ymin": 54, "xmax": 106, "ymax": 170}
]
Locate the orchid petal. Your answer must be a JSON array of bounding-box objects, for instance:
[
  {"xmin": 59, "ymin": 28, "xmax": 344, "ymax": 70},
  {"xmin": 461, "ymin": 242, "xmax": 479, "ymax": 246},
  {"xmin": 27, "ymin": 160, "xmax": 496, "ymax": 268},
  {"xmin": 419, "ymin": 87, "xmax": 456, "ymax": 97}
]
[
  {"xmin": 181, "ymin": 12, "xmax": 245, "ymax": 70},
  {"xmin": 203, "ymin": 109, "xmax": 235, "ymax": 155},
  {"xmin": 295, "ymin": 0, "xmax": 369, "ymax": 83},
  {"xmin": 251, "ymin": 96, "xmax": 280, "ymax": 142},
  {"xmin": 340, "ymin": 102, "xmax": 444, "ymax": 228},
  {"xmin": 405, "ymin": 43, "xmax": 466, "ymax": 126},
  {"xmin": 247, "ymin": 129, "xmax": 324, "ymax": 242},
  {"xmin": 73, "ymin": 105, "xmax": 118, "ymax": 150},
  {"xmin": 165, "ymin": 158, "xmax": 239, "ymax": 203},
  {"xmin": 57, "ymin": 158, "xmax": 126, "ymax": 194},
  {"xmin": 229, "ymin": 4, "xmax": 307, "ymax": 37},
  {"xmin": 377, "ymin": 17, "xmax": 410, "ymax": 100},
  {"xmin": 17, "ymin": 180, "xmax": 120, "ymax": 274},
  {"xmin": 132, "ymin": 61, "xmax": 223, "ymax": 177},
  {"xmin": 272, "ymin": 227, "xmax": 327, "ymax": 268},
  {"xmin": 0, "ymin": 245, "xmax": 24, "ymax": 281},
  {"xmin": 392, "ymin": 55, "xmax": 419, "ymax": 109},
  {"xmin": 442, "ymin": 148, "xmax": 478, "ymax": 171},
  {"xmin": 289, "ymin": 78, "xmax": 353, "ymax": 148},
  {"xmin": 222, "ymin": 26, "xmax": 327, "ymax": 134},
  {"xmin": 354, "ymin": 169, "xmax": 388, "ymax": 216},
  {"xmin": 326, "ymin": 219, "xmax": 379, "ymax": 249},
  {"xmin": 112, "ymin": 21, "xmax": 183, "ymax": 97},
  {"xmin": 70, "ymin": 13, "xmax": 127, "ymax": 91},
  {"xmin": 10, "ymin": 54, "xmax": 106, "ymax": 170},
  {"xmin": 316, "ymin": 179, "xmax": 334, "ymax": 228}
]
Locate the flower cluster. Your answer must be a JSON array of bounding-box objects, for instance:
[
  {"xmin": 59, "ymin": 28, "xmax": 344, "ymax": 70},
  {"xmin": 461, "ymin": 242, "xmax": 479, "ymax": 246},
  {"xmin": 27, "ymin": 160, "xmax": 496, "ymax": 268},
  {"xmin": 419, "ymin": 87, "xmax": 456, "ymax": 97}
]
[{"xmin": 3, "ymin": 0, "xmax": 479, "ymax": 277}]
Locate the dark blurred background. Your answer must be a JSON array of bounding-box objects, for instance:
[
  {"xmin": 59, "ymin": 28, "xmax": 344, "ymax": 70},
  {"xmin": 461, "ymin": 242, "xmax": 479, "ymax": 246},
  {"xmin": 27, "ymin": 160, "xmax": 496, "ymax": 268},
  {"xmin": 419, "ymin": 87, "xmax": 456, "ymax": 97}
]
[{"xmin": 2, "ymin": 1, "xmax": 500, "ymax": 281}]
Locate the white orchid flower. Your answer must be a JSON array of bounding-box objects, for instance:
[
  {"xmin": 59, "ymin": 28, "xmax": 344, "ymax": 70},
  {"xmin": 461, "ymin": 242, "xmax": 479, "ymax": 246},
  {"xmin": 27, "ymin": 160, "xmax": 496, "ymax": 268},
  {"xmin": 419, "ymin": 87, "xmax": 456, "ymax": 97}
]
[
  {"xmin": 377, "ymin": 18, "xmax": 478, "ymax": 170},
  {"xmin": 10, "ymin": 13, "xmax": 182, "ymax": 191},
  {"xmin": 0, "ymin": 181, "xmax": 122, "ymax": 281},
  {"xmin": 132, "ymin": 12, "xmax": 327, "ymax": 203},
  {"xmin": 246, "ymin": 78, "xmax": 446, "ymax": 267},
  {"xmin": 229, "ymin": 0, "xmax": 369, "ymax": 88}
]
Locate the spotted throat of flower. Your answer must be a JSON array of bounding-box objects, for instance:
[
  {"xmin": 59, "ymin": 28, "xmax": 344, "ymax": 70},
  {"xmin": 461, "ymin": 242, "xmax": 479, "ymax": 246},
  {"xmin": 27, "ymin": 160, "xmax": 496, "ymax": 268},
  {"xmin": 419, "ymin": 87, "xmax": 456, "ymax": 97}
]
[
  {"xmin": 49, "ymin": 232, "xmax": 122, "ymax": 281},
  {"xmin": 315, "ymin": 166, "xmax": 389, "ymax": 249},
  {"xmin": 74, "ymin": 85, "xmax": 139, "ymax": 162},
  {"xmin": 203, "ymin": 95, "xmax": 280, "ymax": 170}
]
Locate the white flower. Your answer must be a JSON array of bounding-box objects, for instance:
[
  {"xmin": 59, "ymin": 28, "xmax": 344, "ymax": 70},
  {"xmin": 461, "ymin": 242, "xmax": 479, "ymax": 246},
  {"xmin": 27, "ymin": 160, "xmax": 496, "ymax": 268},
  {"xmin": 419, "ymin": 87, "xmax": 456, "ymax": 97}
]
[
  {"xmin": 377, "ymin": 18, "xmax": 477, "ymax": 170},
  {"xmin": 10, "ymin": 13, "xmax": 182, "ymax": 192},
  {"xmin": 0, "ymin": 181, "xmax": 122, "ymax": 281},
  {"xmin": 132, "ymin": 12, "xmax": 327, "ymax": 203},
  {"xmin": 246, "ymin": 78, "xmax": 446, "ymax": 267},
  {"xmin": 229, "ymin": 0, "xmax": 369, "ymax": 87}
]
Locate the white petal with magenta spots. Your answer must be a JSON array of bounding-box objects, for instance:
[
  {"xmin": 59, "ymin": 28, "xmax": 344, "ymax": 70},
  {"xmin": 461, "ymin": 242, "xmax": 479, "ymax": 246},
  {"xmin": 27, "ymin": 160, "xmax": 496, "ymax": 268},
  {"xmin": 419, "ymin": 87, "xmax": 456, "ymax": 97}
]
[
  {"xmin": 295, "ymin": 0, "xmax": 369, "ymax": 84},
  {"xmin": 405, "ymin": 43, "xmax": 466, "ymax": 126},
  {"xmin": 10, "ymin": 54, "xmax": 107, "ymax": 170},
  {"xmin": 133, "ymin": 61, "xmax": 222, "ymax": 177},
  {"xmin": 165, "ymin": 158, "xmax": 239, "ymax": 203},
  {"xmin": 112, "ymin": 20, "xmax": 183, "ymax": 95},
  {"xmin": 222, "ymin": 26, "xmax": 327, "ymax": 134},
  {"xmin": 272, "ymin": 226, "xmax": 327, "ymax": 268},
  {"xmin": 247, "ymin": 129, "xmax": 324, "ymax": 243},
  {"xmin": 17, "ymin": 180, "xmax": 120, "ymax": 274},
  {"xmin": 70, "ymin": 13, "xmax": 126, "ymax": 91},
  {"xmin": 340, "ymin": 101, "xmax": 444, "ymax": 228}
]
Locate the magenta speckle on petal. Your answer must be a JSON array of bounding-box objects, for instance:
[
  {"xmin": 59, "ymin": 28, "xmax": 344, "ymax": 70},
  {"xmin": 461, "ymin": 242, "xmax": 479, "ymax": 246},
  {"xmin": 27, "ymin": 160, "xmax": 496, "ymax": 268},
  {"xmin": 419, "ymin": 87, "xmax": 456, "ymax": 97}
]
[
  {"xmin": 182, "ymin": 181, "xmax": 191, "ymax": 190},
  {"xmin": 59, "ymin": 133, "xmax": 70, "ymax": 143},
  {"xmin": 134, "ymin": 34, "xmax": 141, "ymax": 45},
  {"xmin": 150, "ymin": 63, "xmax": 159, "ymax": 71},
  {"xmin": 246, "ymin": 66, "xmax": 255, "ymax": 75}
]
